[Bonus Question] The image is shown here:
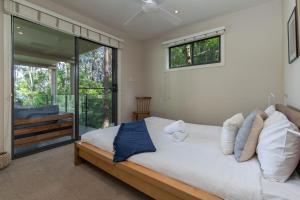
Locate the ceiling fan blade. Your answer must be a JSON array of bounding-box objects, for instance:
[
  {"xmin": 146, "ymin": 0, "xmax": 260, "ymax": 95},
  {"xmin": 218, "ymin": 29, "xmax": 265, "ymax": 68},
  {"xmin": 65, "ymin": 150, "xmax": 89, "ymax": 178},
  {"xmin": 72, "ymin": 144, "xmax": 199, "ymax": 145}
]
[
  {"xmin": 123, "ymin": 9, "xmax": 145, "ymax": 26},
  {"xmin": 158, "ymin": 7, "xmax": 182, "ymax": 26}
]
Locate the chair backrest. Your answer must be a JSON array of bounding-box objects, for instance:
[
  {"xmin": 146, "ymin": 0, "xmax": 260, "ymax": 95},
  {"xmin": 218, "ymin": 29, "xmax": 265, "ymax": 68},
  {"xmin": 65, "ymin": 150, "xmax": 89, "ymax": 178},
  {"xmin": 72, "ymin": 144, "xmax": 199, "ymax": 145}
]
[{"xmin": 136, "ymin": 97, "xmax": 151, "ymax": 114}]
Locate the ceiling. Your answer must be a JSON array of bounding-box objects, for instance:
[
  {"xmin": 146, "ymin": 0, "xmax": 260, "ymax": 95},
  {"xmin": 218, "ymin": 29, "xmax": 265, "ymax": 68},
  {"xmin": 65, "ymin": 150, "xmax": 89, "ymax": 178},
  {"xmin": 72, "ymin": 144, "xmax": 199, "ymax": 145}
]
[
  {"xmin": 14, "ymin": 18, "xmax": 74, "ymax": 67},
  {"xmin": 49, "ymin": 0, "xmax": 272, "ymax": 40},
  {"xmin": 14, "ymin": 18, "xmax": 102, "ymax": 67}
]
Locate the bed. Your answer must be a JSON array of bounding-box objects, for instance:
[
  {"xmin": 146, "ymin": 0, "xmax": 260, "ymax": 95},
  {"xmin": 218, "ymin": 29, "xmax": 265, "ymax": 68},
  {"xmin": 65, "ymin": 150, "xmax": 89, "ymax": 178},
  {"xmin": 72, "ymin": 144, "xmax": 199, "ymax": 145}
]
[{"xmin": 75, "ymin": 104, "xmax": 300, "ymax": 200}]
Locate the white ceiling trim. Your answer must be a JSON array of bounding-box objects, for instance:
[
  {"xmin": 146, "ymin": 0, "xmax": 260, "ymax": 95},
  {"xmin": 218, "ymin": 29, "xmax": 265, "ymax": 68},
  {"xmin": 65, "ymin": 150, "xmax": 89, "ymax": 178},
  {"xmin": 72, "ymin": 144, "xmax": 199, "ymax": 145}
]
[
  {"xmin": 162, "ymin": 26, "xmax": 226, "ymax": 47},
  {"xmin": 3, "ymin": 0, "xmax": 124, "ymax": 48}
]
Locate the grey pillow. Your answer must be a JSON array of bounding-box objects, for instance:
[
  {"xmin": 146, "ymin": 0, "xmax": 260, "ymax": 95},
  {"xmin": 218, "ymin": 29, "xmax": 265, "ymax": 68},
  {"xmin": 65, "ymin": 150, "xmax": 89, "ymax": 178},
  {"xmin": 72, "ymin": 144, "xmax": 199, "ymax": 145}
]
[{"xmin": 234, "ymin": 111, "xmax": 264, "ymax": 162}]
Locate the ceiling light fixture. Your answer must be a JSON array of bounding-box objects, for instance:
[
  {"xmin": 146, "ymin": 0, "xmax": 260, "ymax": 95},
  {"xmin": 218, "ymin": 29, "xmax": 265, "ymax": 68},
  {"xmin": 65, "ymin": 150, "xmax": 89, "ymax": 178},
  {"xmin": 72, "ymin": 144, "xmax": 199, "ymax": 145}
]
[
  {"xmin": 174, "ymin": 10, "xmax": 179, "ymax": 14},
  {"xmin": 142, "ymin": 0, "xmax": 155, "ymax": 4},
  {"xmin": 16, "ymin": 26, "xmax": 21, "ymax": 29},
  {"xmin": 18, "ymin": 31, "xmax": 24, "ymax": 35}
]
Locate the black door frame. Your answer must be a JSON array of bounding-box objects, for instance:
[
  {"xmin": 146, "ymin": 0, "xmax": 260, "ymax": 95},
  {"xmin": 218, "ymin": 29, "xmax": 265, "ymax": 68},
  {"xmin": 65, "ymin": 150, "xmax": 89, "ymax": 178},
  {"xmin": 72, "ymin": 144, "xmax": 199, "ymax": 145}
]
[
  {"xmin": 11, "ymin": 17, "xmax": 118, "ymax": 158},
  {"xmin": 74, "ymin": 37, "xmax": 118, "ymax": 140},
  {"xmin": 11, "ymin": 17, "xmax": 77, "ymax": 159}
]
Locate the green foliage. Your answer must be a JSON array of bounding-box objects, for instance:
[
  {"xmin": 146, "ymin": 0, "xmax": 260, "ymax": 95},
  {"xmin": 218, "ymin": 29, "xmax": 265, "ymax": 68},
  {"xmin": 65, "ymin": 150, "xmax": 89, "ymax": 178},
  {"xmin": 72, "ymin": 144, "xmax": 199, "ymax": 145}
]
[
  {"xmin": 170, "ymin": 44, "xmax": 192, "ymax": 68},
  {"xmin": 14, "ymin": 65, "xmax": 51, "ymax": 107},
  {"xmin": 79, "ymin": 92, "xmax": 113, "ymax": 129},
  {"xmin": 79, "ymin": 46, "xmax": 112, "ymax": 95},
  {"xmin": 194, "ymin": 37, "xmax": 220, "ymax": 65},
  {"xmin": 56, "ymin": 62, "xmax": 72, "ymax": 95},
  {"xmin": 170, "ymin": 36, "xmax": 220, "ymax": 68},
  {"xmin": 78, "ymin": 46, "xmax": 113, "ymax": 129},
  {"xmin": 14, "ymin": 45, "xmax": 114, "ymax": 130},
  {"xmin": 14, "ymin": 62, "xmax": 73, "ymax": 108}
]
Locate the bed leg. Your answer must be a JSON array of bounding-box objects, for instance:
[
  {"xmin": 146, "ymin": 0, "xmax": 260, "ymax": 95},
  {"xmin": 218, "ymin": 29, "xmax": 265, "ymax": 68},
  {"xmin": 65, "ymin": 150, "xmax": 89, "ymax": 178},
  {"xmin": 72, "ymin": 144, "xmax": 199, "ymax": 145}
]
[{"xmin": 74, "ymin": 143, "xmax": 83, "ymax": 166}]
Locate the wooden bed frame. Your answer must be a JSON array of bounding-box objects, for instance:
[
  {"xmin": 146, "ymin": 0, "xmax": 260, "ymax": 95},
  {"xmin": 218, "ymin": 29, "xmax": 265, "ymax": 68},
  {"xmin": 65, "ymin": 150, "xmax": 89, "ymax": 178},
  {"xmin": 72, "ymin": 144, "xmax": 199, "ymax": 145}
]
[
  {"xmin": 74, "ymin": 104, "xmax": 300, "ymax": 200},
  {"xmin": 75, "ymin": 142, "xmax": 221, "ymax": 200}
]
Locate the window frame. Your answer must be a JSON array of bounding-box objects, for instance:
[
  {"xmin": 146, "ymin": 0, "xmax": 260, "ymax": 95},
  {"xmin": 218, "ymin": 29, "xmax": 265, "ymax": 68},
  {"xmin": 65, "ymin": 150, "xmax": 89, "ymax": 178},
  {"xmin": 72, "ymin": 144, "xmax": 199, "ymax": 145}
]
[{"xmin": 167, "ymin": 35, "xmax": 224, "ymax": 71}]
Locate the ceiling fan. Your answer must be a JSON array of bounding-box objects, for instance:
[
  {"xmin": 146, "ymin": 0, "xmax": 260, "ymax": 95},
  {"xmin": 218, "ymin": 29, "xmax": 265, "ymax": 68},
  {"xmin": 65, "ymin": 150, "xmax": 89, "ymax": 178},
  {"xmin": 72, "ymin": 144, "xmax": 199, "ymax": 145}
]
[{"xmin": 123, "ymin": 0, "xmax": 182, "ymax": 26}]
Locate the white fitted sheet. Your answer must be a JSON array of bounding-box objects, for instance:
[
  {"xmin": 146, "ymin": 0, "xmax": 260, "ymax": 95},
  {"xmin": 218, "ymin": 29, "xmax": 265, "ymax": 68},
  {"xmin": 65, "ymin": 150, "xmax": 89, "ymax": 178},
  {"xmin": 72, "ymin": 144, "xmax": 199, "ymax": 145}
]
[
  {"xmin": 81, "ymin": 117, "xmax": 300, "ymax": 200},
  {"xmin": 261, "ymin": 173, "xmax": 300, "ymax": 200}
]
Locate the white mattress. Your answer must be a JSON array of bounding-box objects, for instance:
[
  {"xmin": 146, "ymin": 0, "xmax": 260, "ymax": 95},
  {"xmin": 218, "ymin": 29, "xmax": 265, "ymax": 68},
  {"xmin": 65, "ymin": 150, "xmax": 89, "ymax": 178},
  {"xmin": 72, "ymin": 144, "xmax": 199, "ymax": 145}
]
[
  {"xmin": 261, "ymin": 173, "xmax": 300, "ymax": 200},
  {"xmin": 81, "ymin": 117, "xmax": 300, "ymax": 200}
]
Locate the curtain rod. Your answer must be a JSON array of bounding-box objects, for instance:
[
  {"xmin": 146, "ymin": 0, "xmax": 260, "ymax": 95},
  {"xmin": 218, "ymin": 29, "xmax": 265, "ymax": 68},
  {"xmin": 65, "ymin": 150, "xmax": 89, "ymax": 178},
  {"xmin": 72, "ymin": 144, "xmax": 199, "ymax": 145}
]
[{"xmin": 162, "ymin": 26, "xmax": 226, "ymax": 47}]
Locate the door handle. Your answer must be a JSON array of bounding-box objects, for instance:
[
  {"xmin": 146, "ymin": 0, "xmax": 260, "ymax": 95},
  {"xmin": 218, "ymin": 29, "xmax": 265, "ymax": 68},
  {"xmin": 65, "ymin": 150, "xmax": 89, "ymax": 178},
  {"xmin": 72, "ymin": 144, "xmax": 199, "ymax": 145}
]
[{"xmin": 112, "ymin": 84, "xmax": 118, "ymax": 92}]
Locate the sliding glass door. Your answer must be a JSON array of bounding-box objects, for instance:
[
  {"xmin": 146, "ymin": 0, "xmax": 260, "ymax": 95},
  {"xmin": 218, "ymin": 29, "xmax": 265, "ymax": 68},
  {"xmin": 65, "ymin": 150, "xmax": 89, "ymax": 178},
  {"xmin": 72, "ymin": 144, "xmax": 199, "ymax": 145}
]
[
  {"xmin": 12, "ymin": 17, "xmax": 76, "ymax": 157},
  {"xmin": 77, "ymin": 39, "xmax": 117, "ymax": 136},
  {"xmin": 12, "ymin": 17, "xmax": 118, "ymax": 157}
]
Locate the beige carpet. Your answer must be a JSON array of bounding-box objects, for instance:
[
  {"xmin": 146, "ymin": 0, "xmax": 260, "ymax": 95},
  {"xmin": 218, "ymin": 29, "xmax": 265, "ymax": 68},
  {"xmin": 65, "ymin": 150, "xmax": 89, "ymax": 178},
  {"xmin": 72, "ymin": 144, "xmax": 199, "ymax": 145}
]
[{"xmin": 0, "ymin": 144, "xmax": 152, "ymax": 200}]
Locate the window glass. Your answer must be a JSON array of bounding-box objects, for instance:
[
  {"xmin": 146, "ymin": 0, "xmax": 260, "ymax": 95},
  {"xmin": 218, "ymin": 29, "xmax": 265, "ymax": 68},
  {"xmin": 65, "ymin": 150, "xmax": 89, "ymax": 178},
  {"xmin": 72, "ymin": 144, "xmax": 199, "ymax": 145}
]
[
  {"xmin": 193, "ymin": 36, "xmax": 220, "ymax": 65},
  {"xmin": 78, "ymin": 39, "xmax": 114, "ymax": 135},
  {"xmin": 169, "ymin": 35, "xmax": 221, "ymax": 69},
  {"xmin": 13, "ymin": 17, "xmax": 75, "ymax": 156},
  {"xmin": 170, "ymin": 44, "xmax": 192, "ymax": 68}
]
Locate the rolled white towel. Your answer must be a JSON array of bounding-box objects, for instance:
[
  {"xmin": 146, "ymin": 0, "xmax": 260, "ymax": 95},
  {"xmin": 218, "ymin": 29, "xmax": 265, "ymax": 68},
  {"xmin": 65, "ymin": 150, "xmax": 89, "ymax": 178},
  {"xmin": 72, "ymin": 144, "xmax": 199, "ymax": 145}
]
[
  {"xmin": 164, "ymin": 120, "xmax": 186, "ymax": 134},
  {"xmin": 172, "ymin": 131, "xmax": 189, "ymax": 142}
]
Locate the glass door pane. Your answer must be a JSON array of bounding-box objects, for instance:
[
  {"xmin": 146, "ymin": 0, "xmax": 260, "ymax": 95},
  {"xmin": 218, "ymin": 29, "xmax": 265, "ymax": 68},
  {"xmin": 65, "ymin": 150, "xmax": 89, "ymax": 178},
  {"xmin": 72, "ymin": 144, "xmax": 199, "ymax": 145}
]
[
  {"xmin": 77, "ymin": 39, "xmax": 116, "ymax": 136},
  {"xmin": 13, "ymin": 17, "xmax": 75, "ymax": 156}
]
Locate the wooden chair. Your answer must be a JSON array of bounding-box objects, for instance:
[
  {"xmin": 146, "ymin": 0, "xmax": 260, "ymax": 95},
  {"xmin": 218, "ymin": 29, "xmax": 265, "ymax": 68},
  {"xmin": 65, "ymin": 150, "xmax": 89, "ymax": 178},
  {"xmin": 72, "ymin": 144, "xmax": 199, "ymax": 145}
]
[{"xmin": 132, "ymin": 97, "xmax": 151, "ymax": 121}]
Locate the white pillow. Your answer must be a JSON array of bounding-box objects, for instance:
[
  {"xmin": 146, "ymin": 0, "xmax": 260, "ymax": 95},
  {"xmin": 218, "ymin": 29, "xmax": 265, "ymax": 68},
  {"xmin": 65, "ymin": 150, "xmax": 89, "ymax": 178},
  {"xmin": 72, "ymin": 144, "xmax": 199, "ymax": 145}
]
[
  {"xmin": 257, "ymin": 111, "xmax": 300, "ymax": 182},
  {"xmin": 265, "ymin": 105, "xmax": 276, "ymax": 117},
  {"xmin": 221, "ymin": 113, "xmax": 244, "ymax": 155},
  {"xmin": 263, "ymin": 110, "xmax": 287, "ymax": 128}
]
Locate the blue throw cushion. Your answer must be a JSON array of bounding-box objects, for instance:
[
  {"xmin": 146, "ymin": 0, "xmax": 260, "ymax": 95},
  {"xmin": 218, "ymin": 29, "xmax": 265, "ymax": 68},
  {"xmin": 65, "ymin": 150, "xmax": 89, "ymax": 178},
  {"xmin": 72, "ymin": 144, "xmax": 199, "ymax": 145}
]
[{"xmin": 113, "ymin": 120, "xmax": 156, "ymax": 162}]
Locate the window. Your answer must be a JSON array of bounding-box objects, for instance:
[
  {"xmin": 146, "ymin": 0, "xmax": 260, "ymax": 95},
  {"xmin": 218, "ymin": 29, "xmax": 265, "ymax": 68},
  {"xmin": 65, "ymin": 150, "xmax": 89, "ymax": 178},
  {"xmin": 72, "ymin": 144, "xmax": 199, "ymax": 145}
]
[{"xmin": 169, "ymin": 36, "xmax": 221, "ymax": 69}]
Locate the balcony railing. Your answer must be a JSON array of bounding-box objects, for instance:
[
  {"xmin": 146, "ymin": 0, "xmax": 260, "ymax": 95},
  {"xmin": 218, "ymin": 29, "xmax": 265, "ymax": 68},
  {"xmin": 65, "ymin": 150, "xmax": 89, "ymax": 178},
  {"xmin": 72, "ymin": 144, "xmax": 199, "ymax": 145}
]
[{"xmin": 14, "ymin": 90, "xmax": 113, "ymax": 134}]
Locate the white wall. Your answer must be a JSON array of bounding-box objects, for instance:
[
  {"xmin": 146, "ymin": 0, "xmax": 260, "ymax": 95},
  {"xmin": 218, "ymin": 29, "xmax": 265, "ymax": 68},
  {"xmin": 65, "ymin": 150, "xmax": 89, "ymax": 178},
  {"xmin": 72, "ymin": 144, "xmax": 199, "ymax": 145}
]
[
  {"xmin": 0, "ymin": 0, "xmax": 146, "ymax": 152},
  {"xmin": 282, "ymin": 0, "xmax": 300, "ymax": 109},
  {"xmin": 143, "ymin": 0, "xmax": 284, "ymax": 125}
]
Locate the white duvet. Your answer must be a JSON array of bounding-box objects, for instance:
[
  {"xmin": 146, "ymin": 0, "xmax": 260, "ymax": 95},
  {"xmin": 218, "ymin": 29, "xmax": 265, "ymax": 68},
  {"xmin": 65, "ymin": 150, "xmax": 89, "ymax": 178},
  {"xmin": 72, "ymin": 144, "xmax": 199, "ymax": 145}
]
[{"xmin": 81, "ymin": 117, "xmax": 300, "ymax": 200}]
